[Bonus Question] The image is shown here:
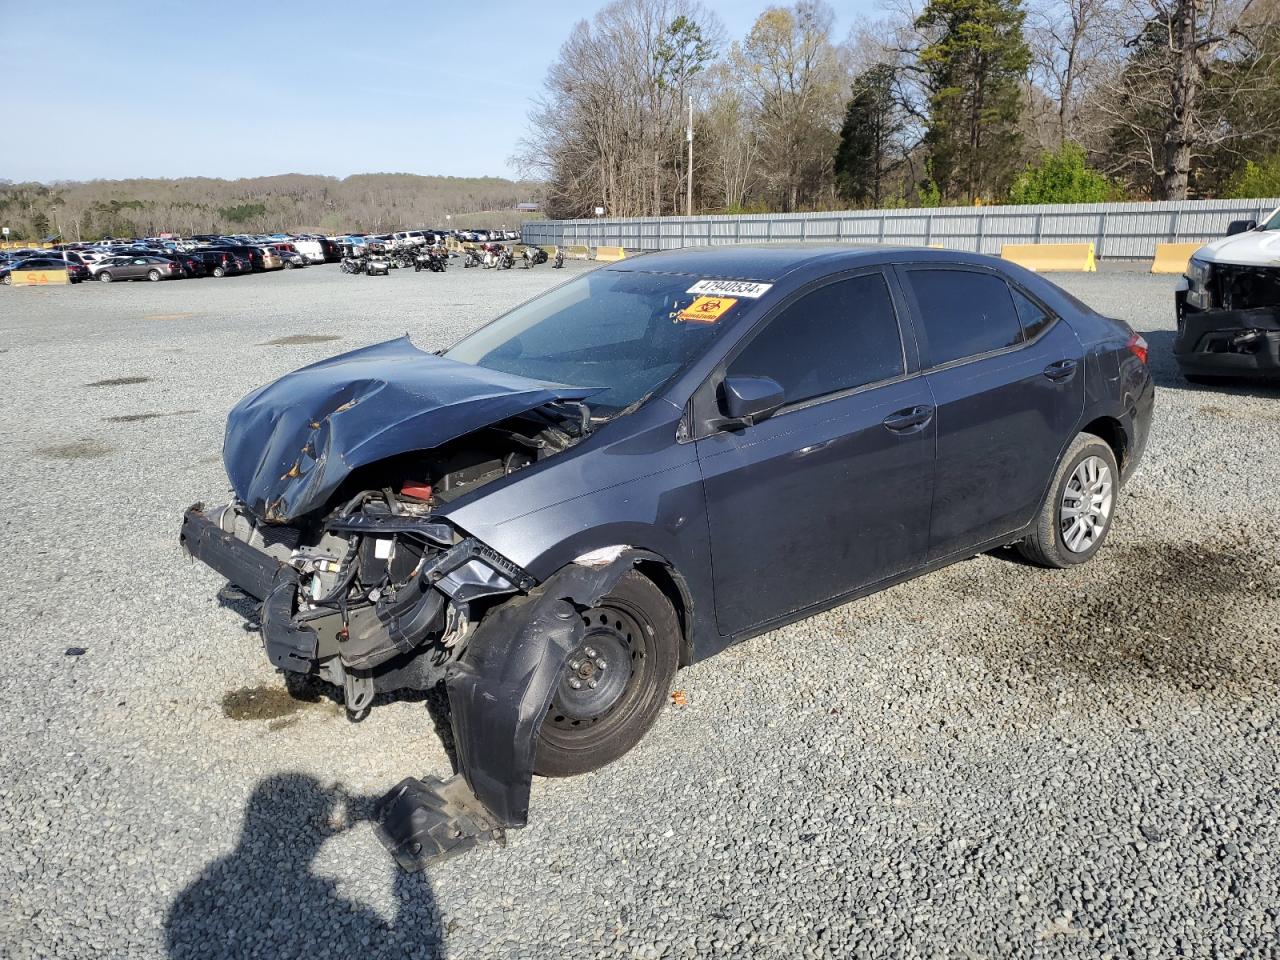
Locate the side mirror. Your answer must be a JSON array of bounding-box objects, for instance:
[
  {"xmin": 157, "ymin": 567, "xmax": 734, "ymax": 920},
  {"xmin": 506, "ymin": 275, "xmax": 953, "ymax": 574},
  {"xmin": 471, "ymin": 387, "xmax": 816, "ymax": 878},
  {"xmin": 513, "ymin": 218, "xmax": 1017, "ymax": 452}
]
[
  {"xmin": 718, "ymin": 375, "xmax": 785, "ymax": 428},
  {"xmin": 1226, "ymin": 219, "xmax": 1256, "ymax": 236}
]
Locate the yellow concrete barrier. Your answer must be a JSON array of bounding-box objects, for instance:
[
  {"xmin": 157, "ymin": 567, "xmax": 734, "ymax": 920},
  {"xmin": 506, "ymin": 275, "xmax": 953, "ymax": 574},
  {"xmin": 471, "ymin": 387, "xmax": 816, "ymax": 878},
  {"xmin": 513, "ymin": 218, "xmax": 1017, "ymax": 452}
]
[
  {"xmin": 566, "ymin": 244, "xmax": 591, "ymax": 260},
  {"xmin": 1000, "ymin": 243, "xmax": 1097, "ymax": 272},
  {"xmin": 594, "ymin": 246, "xmax": 627, "ymax": 262},
  {"xmin": 539, "ymin": 245, "xmax": 559, "ymax": 259},
  {"xmin": 11, "ymin": 269, "xmax": 69, "ymax": 286},
  {"xmin": 1150, "ymin": 242, "xmax": 1202, "ymax": 275}
]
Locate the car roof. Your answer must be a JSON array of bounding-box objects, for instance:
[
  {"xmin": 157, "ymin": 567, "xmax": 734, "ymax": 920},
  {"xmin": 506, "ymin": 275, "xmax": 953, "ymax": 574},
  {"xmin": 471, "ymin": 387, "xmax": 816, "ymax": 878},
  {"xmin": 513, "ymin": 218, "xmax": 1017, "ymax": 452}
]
[{"xmin": 604, "ymin": 243, "xmax": 998, "ymax": 282}]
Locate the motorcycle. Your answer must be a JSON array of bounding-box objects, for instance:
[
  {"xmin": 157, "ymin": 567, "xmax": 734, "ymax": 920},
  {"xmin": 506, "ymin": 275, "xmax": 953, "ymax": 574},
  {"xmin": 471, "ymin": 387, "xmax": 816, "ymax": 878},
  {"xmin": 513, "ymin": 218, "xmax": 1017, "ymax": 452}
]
[
  {"xmin": 340, "ymin": 256, "xmax": 367, "ymax": 275},
  {"xmin": 520, "ymin": 245, "xmax": 548, "ymax": 268}
]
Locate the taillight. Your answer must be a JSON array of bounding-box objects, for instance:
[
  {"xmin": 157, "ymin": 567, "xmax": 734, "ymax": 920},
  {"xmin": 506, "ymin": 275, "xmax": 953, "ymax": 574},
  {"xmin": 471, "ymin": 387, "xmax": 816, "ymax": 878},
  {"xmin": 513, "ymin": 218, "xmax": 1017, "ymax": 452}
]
[{"xmin": 1127, "ymin": 333, "xmax": 1149, "ymax": 365}]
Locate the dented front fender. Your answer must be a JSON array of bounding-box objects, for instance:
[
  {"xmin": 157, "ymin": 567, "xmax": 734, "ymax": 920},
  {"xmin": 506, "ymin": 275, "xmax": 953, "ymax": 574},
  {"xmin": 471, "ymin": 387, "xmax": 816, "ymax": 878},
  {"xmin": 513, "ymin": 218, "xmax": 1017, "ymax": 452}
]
[{"xmin": 444, "ymin": 552, "xmax": 659, "ymax": 827}]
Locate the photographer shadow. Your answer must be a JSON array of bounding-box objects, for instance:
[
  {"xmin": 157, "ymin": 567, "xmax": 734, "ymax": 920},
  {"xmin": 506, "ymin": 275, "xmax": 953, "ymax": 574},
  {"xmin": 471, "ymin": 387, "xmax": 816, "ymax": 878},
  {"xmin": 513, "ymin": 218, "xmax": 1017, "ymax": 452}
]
[{"xmin": 164, "ymin": 773, "xmax": 446, "ymax": 959}]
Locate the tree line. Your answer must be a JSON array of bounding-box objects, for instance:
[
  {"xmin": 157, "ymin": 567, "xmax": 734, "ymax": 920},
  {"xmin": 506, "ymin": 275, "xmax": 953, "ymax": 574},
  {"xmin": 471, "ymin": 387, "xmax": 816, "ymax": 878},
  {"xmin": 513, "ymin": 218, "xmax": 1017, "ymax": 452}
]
[
  {"xmin": 519, "ymin": 0, "xmax": 1280, "ymax": 217},
  {"xmin": 0, "ymin": 174, "xmax": 539, "ymax": 242}
]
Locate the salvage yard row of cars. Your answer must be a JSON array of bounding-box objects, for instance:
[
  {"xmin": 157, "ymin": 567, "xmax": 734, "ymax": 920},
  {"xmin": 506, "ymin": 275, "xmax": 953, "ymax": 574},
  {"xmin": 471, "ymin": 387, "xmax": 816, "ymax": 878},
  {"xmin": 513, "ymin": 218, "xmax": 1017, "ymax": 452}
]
[
  {"xmin": 0, "ymin": 226, "xmax": 522, "ymax": 284},
  {"xmin": 0, "ymin": 234, "xmax": 335, "ymax": 284}
]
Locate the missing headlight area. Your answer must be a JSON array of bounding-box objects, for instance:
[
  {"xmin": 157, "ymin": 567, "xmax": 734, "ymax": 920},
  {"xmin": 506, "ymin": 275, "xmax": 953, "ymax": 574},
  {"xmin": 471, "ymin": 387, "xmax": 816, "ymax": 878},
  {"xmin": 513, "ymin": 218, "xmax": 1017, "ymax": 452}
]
[{"xmin": 1190, "ymin": 261, "xmax": 1280, "ymax": 312}]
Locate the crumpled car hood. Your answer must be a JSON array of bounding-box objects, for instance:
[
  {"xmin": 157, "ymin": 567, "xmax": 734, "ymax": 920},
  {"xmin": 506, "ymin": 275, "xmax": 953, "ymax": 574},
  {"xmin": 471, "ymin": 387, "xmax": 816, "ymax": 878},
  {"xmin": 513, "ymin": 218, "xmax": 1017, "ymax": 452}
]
[{"xmin": 224, "ymin": 335, "xmax": 593, "ymax": 522}]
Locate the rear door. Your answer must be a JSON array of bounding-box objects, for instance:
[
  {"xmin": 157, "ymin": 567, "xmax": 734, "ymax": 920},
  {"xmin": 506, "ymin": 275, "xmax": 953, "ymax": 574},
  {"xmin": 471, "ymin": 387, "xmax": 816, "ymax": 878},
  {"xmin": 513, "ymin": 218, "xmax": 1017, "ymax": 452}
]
[
  {"xmin": 896, "ymin": 265, "xmax": 1084, "ymax": 560},
  {"xmin": 695, "ymin": 270, "xmax": 935, "ymax": 636}
]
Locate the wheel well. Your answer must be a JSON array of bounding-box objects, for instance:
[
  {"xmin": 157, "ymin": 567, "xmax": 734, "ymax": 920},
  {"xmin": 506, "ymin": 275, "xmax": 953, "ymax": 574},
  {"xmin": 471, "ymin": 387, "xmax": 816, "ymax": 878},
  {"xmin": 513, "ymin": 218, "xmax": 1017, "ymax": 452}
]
[
  {"xmin": 632, "ymin": 559, "xmax": 694, "ymax": 667},
  {"xmin": 1081, "ymin": 416, "xmax": 1128, "ymax": 471}
]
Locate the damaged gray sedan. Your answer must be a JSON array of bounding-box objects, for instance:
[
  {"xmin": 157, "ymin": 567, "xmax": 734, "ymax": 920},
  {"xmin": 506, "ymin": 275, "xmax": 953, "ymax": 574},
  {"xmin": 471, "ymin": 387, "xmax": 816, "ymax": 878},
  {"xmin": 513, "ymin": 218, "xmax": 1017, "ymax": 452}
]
[{"xmin": 181, "ymin": 245, "xmax": 1152, "ymax": 868}]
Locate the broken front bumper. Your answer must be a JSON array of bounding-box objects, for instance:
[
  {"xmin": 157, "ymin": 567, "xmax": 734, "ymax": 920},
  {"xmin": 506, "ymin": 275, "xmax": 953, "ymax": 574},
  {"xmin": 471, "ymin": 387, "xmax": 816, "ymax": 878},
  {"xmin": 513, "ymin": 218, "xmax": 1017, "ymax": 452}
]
[
  {"xmin": 179, "ymin": 503, "xmax": 654, "ymax": 869},
  {"xmin": 1174, "ymin": 306, "xmax": 1280, "ymax": 379},
  {"xmin": 178, "ymin": 504, "xmax": 536, "ymax": 701}
]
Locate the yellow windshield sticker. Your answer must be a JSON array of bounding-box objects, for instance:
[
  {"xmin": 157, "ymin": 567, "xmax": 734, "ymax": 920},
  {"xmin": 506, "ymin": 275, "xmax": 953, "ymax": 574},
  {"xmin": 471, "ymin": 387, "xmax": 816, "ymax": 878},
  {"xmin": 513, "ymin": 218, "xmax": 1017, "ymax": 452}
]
[{"xmin": 677, "ymin": 295, "xmax": 738, "ymax": 324}]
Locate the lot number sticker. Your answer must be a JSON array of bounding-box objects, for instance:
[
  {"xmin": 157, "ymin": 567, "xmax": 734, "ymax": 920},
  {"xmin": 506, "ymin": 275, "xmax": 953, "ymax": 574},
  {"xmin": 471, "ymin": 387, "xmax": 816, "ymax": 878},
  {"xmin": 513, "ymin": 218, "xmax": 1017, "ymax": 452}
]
[
  {"xmin": 687, "ymin": 279, "xmax": 773, "ymax": 298},
  {"xmin": 677, "ymin": 296, "xmax": 738, "ymax": 323}
]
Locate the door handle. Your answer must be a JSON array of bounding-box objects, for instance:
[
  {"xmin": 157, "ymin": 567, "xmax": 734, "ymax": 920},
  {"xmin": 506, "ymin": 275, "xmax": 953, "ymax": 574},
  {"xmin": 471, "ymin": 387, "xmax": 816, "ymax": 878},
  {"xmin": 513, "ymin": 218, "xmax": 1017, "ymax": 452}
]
[
  {"xmin": 882, "ymin": 404, "xmax": 935, "ymax": 433},
  {"xmin": 1043, "ymin": 358, "xmax": 1078, "ymax": 382}
]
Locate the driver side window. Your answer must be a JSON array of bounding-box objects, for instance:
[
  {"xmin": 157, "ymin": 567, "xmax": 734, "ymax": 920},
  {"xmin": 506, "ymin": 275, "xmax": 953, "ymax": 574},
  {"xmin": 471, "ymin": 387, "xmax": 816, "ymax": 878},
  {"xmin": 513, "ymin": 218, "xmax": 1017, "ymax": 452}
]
[{"xmin": 727, "ymin": 272, "xmax": 905, "ymax": 407}]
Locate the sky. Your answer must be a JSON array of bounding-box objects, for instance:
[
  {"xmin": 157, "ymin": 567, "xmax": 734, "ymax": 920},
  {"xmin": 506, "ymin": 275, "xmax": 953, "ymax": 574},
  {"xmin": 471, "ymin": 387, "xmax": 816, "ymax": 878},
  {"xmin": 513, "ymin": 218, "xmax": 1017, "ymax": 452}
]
[{"xmin": 1, "ymin": 0, "xmax": 876, "ymax": 184}]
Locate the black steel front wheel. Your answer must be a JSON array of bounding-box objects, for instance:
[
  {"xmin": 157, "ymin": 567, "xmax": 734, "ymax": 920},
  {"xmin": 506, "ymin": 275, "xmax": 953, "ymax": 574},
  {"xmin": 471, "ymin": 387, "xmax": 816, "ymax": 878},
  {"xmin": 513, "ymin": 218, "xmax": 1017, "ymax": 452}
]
[{"xmin": 534, "ymin": 571, "xmax": 680, "ymax": 778}]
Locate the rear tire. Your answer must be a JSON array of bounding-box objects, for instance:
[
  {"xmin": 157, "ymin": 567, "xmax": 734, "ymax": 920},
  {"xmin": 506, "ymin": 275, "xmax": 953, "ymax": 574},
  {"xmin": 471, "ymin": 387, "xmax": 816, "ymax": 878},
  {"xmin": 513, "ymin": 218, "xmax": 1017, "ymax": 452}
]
[
  {"xmin": 147, "ymin": 269, "xmax": 161, "ymax": 282},
  {"xmin": 212, "ymin": 266, "xmax": 225, "ymax": 278},
  {"xmin": 1017, "ymin": 433, "xmax": 1119, "ymax": 568},
  {"xmin": 534, "ymin": 571, "xmax": 680, "ymax": 778}
]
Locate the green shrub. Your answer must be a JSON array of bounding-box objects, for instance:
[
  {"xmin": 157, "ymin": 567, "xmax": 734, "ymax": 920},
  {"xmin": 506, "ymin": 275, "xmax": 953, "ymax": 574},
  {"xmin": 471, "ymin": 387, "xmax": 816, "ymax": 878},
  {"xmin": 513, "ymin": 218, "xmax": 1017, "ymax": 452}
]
[
  {"xmin": 1226, "ymin": 157, "xmax": 1280, "ymax": 199},
  {"xmin": 1009, "ymin": 143, "xmax": 1114, "ymax": 204}
]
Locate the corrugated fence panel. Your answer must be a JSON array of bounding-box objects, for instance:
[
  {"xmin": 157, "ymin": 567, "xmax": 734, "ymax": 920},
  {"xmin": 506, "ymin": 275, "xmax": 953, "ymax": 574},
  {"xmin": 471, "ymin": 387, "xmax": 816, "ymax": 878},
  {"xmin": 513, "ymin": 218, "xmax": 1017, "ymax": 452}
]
[{"xmin": 522, "ymin": 199, "xmax": 1280, "ymax": 259}]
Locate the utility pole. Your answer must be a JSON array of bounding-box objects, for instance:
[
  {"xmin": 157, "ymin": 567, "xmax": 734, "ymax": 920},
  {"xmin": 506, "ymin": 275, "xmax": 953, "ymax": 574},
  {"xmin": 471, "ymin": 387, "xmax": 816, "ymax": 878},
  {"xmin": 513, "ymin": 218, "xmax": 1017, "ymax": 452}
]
[{"xmin": 686, "ymin": 95, "xmax": 694, "ymax": 218}]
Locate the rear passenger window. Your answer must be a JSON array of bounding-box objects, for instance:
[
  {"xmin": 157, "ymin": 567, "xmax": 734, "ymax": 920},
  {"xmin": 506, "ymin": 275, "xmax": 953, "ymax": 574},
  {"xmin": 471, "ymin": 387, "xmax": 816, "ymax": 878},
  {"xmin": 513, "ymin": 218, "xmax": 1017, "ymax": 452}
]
[
  {"xmin": 907, "ymin": 269, "xmax": 1022, "ymax": 366},
  {"xmin": 1010, "ymin": 285, "xmax": 1053, "ymax": 340},
  {"xmin": 727, "ymin": 272, "xmax": 904, "ymax": 405}
]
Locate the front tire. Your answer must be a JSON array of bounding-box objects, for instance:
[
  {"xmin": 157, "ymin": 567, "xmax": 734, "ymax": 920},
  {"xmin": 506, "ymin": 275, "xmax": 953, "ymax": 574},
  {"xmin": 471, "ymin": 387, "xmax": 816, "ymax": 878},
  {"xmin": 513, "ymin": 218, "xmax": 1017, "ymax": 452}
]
[
  {"xmin": 1018, "ymin": 434, "xmax": 1119, "ymax": 568},
  {"xmin": 99, "ymin": 271, "xmax": 113, "ymax": 283},
  {"xmin": 212, "ymin": 266, "xmax": 225, "ymax": 278},
  {"xmin": 534, "ymin": 571, "xmax": 680, "ymax": 778}
]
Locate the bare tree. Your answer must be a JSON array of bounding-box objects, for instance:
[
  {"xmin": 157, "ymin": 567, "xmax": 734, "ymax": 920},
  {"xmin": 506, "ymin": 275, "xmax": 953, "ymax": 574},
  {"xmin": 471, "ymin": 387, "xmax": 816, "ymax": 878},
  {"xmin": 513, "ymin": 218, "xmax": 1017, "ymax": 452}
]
[
  {"xmin": 517, "ymin": 0, "xmax": 723, "ymax": 218},
  {"xmin": 1025, "ymin": 0, "xmax": 1113, "ymax": 146},
  {"xmin": 733, "ymin": 1, "xmax": 847, "ymax": 211},
  {"xmin": 1086, "ymin": 0, "xmax": 1280, "ymax": 198},
  {"xmin": 700, "ymin": 63, "xmax": 762, "ymax": 210}
]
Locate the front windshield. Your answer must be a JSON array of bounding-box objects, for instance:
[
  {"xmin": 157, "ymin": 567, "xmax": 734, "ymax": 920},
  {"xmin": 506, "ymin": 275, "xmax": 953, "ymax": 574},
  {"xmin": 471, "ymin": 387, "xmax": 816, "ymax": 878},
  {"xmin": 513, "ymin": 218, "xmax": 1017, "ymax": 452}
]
[
  {"xmin": 445, "ymin": 269, "xmax": 737, "ymax": 416},
  {"xmin": 1261, "ymin": 208, "xmax": 1280, "ymax": 231}
]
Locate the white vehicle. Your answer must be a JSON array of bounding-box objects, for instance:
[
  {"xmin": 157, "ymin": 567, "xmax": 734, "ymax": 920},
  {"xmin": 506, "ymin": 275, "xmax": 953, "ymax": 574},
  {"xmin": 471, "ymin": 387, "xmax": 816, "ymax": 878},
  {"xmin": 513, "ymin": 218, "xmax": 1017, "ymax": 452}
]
[
  {"xmin": 393, "ymin": 230, "xmax": 429, "ymax": 248},
  {"xmin": 1179, "ymin": 205, "xmax": 1280, "ymax": 315},
  {"xmin": 1175, "ymin": 205, "xmax": 1280, "ymax": 382},
  {"xmin": 291, "ymin": 238, "xmax": 326, "ymax": 264}
]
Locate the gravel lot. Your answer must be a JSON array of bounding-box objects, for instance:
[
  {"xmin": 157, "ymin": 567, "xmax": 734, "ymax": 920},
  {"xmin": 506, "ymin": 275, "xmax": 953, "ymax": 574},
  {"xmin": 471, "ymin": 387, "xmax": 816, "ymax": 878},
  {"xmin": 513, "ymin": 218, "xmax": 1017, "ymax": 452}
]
[{"xmin": 1, "ymin": 259, "xmax": 1278, "ymax": 960}]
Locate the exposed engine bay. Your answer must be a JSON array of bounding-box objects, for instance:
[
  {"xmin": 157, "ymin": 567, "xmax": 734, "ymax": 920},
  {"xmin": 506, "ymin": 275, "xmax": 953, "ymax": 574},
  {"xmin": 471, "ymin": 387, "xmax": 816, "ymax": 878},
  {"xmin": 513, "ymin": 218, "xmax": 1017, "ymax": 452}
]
[
  {"xmin": 182, "ymin": 406, "xmax": 587, "ymax": 712},
  {"xmin": 1179, "ymin": 251, "xmax": 1280, "ymax": 378}
]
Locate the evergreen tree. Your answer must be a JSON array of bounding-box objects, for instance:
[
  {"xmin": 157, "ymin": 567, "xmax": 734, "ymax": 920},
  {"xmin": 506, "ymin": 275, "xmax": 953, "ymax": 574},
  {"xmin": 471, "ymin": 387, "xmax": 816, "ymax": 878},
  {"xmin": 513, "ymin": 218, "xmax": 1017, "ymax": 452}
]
[
  {"xmin": 833, "ymin": 65, "xmax": 901, "ymax": 207},
  {"xmin": 916, "ymin": 0, "xmax": 1030, "ymax": 203}
]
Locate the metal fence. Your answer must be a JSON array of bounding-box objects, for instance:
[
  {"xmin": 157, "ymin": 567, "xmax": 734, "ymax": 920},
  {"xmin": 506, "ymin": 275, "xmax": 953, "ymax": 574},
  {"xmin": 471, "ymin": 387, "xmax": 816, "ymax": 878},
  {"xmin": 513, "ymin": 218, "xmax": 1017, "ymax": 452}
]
[{"xmin": 523, "ymin": 198, "xmax": 1280, "ymax": 260}]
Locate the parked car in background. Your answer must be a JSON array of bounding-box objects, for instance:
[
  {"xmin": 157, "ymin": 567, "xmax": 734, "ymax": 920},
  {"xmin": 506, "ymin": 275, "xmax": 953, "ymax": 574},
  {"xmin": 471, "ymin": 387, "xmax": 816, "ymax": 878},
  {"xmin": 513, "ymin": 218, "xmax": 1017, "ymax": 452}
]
[
  {"xmin": 258, "ymin": 246, "xmax": 284, "ymax": 270},
  {"xmin": 291, "ymin": 238, "xmax": 326, "ymax": 264},
  {"xmin": 194, "ymin": 249, "xmax": 237, "ymax": 277},
  {"xmin": 217, "ymin": 245, "xmax": 265, "ymax": 271},
  {"xmin": 280, "ymin": 249, "xmax": 308, "ymax": 269},
  {"xmin": 94, "ymin": 255, "xmax": 182, "ymax": 282}
]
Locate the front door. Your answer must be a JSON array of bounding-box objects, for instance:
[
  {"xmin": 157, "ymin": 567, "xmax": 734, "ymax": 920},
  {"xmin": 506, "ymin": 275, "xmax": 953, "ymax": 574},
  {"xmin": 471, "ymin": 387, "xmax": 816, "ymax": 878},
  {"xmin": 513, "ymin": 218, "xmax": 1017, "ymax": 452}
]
[{"xmin": 696, "ymin": 270, "xmax": 936, "ymax": 637}]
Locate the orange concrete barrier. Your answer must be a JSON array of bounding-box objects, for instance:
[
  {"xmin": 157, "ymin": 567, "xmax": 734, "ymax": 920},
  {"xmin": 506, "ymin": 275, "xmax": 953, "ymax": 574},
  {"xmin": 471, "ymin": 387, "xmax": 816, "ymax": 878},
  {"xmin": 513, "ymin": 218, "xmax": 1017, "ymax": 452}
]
[
  {"xmin": 1150, "ymin": 242, "xmax": 1202, "ymax": 275},
  {"xmin": 11, "ymin": 268, "xmax": 69, "ymax": 286},
  {"xmin": 1000, "ymin": 243, "xmax": 1097, "ymax": 272}
]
